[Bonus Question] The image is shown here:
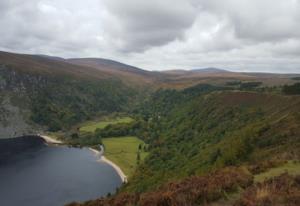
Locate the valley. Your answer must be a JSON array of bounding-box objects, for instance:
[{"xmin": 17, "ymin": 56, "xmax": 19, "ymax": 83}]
[{"xmin": 0, "ymin": 51, "xmax": 300, "ymax": 206}]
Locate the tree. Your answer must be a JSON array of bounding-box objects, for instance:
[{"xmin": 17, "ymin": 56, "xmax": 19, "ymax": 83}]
[
  {"xmin": 71, "ymin": 133, "xmax": 79, "ymax": 139},
  {"xmin": 137, "ymin": 152, "xmax": 141, "ymax": 165}
]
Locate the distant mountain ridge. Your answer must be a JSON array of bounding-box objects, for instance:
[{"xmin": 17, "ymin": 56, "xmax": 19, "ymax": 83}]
[
  {"xmin": 67, "ymin": 58, "xmax": 161, "ymax": 85},
  {"xmin": 1, "ymin": 50, "xmax": 299, "ymax": 89},
  {"xmin": 68, "ymin": 58, "xmax": 146, "ymax": 74},
  {"xmin": 191, "ymin": 67, "xmax": 231, "ymax": 73}
]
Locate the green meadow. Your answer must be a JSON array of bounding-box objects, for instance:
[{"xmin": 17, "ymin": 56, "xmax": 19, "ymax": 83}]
[
  {"xmin": 102, "ymin": 136, "xmax": 148, "ymax": 177},
  {"xmin": 79, "ymin": 117, "xmax": 134, "ymax": 133}
]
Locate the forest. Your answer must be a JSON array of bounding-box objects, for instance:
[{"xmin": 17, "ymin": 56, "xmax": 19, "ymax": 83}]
[
  {"xmin": 1, "ymin": 54, "xmax": 299, "ymax": 205},
  {"xmin": 64, "ymin": 83, "xmax": 300, "ymax": 206}
]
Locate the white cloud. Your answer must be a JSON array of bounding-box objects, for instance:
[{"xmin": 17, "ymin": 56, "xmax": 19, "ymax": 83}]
[{"xmin": 0, "ymin": 0, "xmax": 299, "ymax": 73}]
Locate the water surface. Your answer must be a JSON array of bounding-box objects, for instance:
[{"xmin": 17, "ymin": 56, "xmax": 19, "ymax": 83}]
[{"xmin": 0, "ymin": 136, "xmax": 122, "ymax": 206}]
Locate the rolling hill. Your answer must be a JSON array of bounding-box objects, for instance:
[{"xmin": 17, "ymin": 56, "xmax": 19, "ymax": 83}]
[
  {"xmin": 67, "ymin": 84, "xmax": 300, "ymax": 206},
  {"xmin": 1, "ymin": 50, "xmax": 299, "ymax": 138},
  {"xmin": 1, "ymin": 51, "xmax": 298, "ymax": 89},
  {"xmin": 67, "ymin": 58, "xmax": 162, "ymax": 86},
  {"xmin": 0, "ymin": 51, "xmax": 165, "ymax": 85},
  {"xmin": 0, "ymin": 51, "xmax": 148, "ymax": 138},
  {"xmin": 1, "ymin": 50, "xmax": 300, "ymax": 205}
]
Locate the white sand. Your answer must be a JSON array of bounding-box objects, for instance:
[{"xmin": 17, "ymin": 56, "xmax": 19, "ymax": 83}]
[
  {"xmin": 39, "ymin": 135, "xmax": 62, "ymax": 144},
  {"xmin": 89, "ymin": 148, "xmax": 127, "ymax": 183},
  {"xmin": 39, "ymin": 134, "xmax": 127, "ymax": 183}
]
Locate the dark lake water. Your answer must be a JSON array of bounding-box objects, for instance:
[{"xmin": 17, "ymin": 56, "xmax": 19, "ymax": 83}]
[{"xmin": 0, "ymin": 136, "xmax": 122, "ymax": 206}]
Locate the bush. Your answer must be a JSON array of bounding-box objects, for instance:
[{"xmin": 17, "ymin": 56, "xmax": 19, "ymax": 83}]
[
  {"xmin": 283, "ymin": 83, "xmax": 300, "ymax": 95},
  {"xmin": 66, "ymin": 167, "xmax": 253, "ymax": 206},
  {"xmin": 240, "ymin": 82, "xmax": 262, "ymax": 90},
  {"xmin": 235, "ymin": 174, "xmax": 300, "ymax": 206}
]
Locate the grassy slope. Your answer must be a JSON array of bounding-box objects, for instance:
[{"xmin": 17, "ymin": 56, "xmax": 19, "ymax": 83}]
[
  {"xmin": 80, "ymin": 117, "xmax": 134, "ymax": 133},
  {"xmin": 2, "ymin": 51, "xmax": 300, "ymax": 205},
  {"xmin": 66, "ymin": 88, "xmax": 300, "ymax": 206},
  {"xmin": 0, "ymin": 51, "xmax": 111, "ymax": 80},
  {"xmin": 102, "ymin": 136, "xmax": 148, "ymax": 177},
  {"xmin": 125, "ymin": 90, "xmax": 300, "ymax": 193},
  {"xmin": 0, "ymin": 51, "xmax": 140, "ymax": 131},
  {"xmin": 254, "ymin": 161, "xmax": 300, "ymax": 182}
]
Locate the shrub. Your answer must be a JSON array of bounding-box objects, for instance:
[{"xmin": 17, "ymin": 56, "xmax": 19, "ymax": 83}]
[
  {"xmin": 66, "ymin": 167, "xmax": 253, "ymax": 206},
  {"xmin": 283, "ymin": 83, "xmax": 300, "ymax": 95},
  {"xmin": 235, "ymin": 174, "xmax": 300, "ymax": 206}
]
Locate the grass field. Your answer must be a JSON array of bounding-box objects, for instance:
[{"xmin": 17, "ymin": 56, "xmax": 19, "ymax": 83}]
[
  {"xmin": 254, "ymin": 161, "xmax": 300, "ymax": 182},
  {"xmin": 79, "ymin": 117, "xmax": 134, "ymax": 133},
  {"xmin": 102, "ymin": 136, "xmax": 148, "ymax": 177}
]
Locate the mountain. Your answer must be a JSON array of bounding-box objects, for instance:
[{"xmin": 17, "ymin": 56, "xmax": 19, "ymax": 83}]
[
  {"xmin": 68, "ymin": 58, "xmax": 149, "ymax": 76},
  {"xmin": 1, "ymin": 50, "xmax": 298, "ymax": 138},
  {"xmin": 67, "ymin": 58, "xmax": 162, "ymax": 85},
  {"xmin": 192, "ymin": 67, "xmax": 231, "ymax": 73},
  {"xmin": 68, "ymin": 84, "xmax": 300, "ymax": 206},
  {"xmin": 1, "ymin": 51, "xmax": 298, "ymax": 89},
  {"xmin": 0, "ymin": 51, "xmax": 145, "ymax": 138},
  {"xmin": 1, "ymin": 50, "xmax": 300, "ymax": 205},
  {"xmin": 1, "ymin": 50, "xmax": 299, "ymax": 136},
  {"xmin": 162, "ymin": 67, "xmax": 298, "ymax": 89},
  {"xmin": 0, "ymin": 51, "xmax": 113, "ymax": 79},
  {"xmin": 0, "ymin": 51, "xmax": 164, "ymax": 85}
]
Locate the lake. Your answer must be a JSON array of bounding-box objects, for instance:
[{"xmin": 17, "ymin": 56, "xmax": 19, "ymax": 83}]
[{"xmin": 0, "ymin": 136, "xmax": 122, "ymax": 206}]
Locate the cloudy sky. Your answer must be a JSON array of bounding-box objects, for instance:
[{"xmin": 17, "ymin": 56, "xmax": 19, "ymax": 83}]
[{"xmin": 0, "ymin": 0, "xmax": 300, "ymax": 73}]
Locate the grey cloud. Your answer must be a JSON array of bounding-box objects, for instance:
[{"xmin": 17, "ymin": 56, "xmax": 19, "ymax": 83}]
[
  {"xmin": 198, "ymin": 0, "xmax": 300, "ymax": 42},
  {"xmin": 0, "ymin": 0, "xmax": 299, "ymax": 73},
  {"xmin": 102, "ymin": 0, "xmax": 198, "ymax": 52},
  {"xmin": 0, "ymin": 0, "xmax": 108, "ymax": 57}
]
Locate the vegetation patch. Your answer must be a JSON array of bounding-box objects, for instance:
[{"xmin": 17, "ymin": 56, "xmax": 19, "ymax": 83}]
[
  {"xmin": 239, "ymin": 81, "xmax": 262, "ymax": 90},
  {"xmin": 291, "ymin": 77, "xmax": 300, "ymax": 81},
  {"xmin": 67, "ymin": 167, "xmax": 253, "ymax": 206},
  {"xmin": 235, "ymin": 174, "xmax": 300, "ymax": 206},
  {"xmin": 102, "ymin": 136, "xmax": 148, "ymax": 177},
  {"xmin": 79, "ymin": 117, "xmax": 134, "ymax": 133},
  {"xmin": 283, "ymin": 82, "xmax": 300, "ymax": 95},
  {"xmin": 254, "ymin": 161, "xmax": 300, "ymax": 183}
]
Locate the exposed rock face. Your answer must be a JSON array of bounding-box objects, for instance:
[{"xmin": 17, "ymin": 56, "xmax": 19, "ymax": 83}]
[
  {"xmin": 0, "ymin": 97, "xmax": 35, "ymax": 138},
  {"xmin": 0, "ymin": 66, "xmax": 39, "ymax": 138}
]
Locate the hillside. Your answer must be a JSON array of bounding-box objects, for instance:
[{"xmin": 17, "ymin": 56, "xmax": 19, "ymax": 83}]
[
  {"xmin": 0, "ymin": 50, "xmax": 300, "ymax": 205},
  {"xmin": 0, "ymin": 51, "xmax": 143, "ymax": 138},
  {"xmin": 125, "ymin": 87, "xmax": 300, "ymax": 191},
  {"xmin": 1, "ymin": 51, "xmax": 297, "ymax": 88},
  {"xmin": 0, "ymin": 50, "xmax": 298, "ymax": 136},
  {"xmin": 68, "ymin": 85, "xmax": 300, "ymax": 206},
  {"xmin": 0, "ymin": 51, "xmax": 113, "ymax": 80},
  {"xmin": 161, "ymin": 68, "xmax": 298, "ymax": 89},
  {"xmin": 67, "ymin": 58, "xmax": 163, "ymax": 86}
]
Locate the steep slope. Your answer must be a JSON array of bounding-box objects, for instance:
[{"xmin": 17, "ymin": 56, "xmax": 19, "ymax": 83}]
[
  {"xmin": 1, "ymin": 50, "xmax": 298, "ymax": 138},
  {"xmin": 68, "ymin": 85, "xmax": 300, "ymax": 206},
  {"xmin": 1, "ymin": 51, "xmax": 299, "ymax": 205},
  {"xmin": 0, "ymin": 51, "xmax": 141, "ymax": 137},
  {"xmin": 127, "ymin": 89, "xmax": 300, "ymax": 192}
]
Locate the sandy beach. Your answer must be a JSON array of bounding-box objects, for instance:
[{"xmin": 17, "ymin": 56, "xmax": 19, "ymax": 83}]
[
  {"xmin": 39, "ymin": 135, "xmax": 63, "ymax": 144},
  {"xmin": 89, "ymin": 147, "xmax": 127, "ymax": 183},
  {"xmin": 39, "ymin": 134, "xmax": 127, "ymax": 183}
]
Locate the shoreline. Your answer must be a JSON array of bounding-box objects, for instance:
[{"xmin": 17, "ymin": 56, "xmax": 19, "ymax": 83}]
[
  {"xmin": 89, "ymin": 147, "xmax": 127, "ymax": 183},
  {"xmin": 38, "ymin": 135, "xmax": 127, "ymax": 183},
  {"xmin": 39, "ymin": 135, "xmax": 63, "ymax": 144}
]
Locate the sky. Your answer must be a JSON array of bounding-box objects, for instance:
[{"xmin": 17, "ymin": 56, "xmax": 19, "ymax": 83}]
[{"xmin": 0, "ymin": 0, "xmax": 300, "ymax": 73}]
